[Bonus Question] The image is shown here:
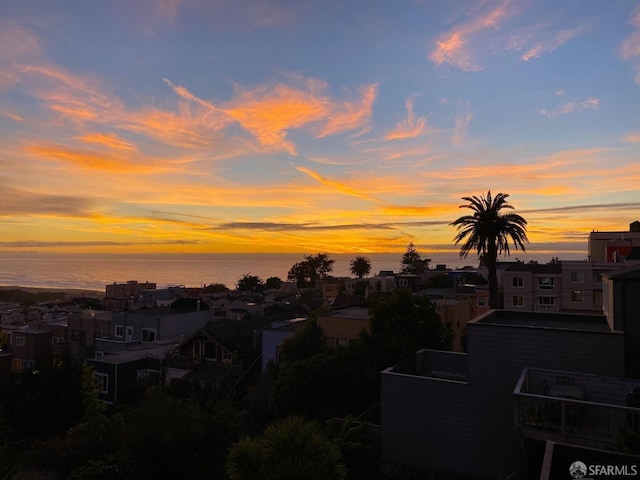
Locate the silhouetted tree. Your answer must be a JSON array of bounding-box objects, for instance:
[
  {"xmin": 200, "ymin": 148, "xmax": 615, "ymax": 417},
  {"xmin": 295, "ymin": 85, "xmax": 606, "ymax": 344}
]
[
  {"xmin": 451, "ymin": 191, "xmax": 528, "ymax": 309},
  {"xmin": 363, "ymin": 290, "xmax": 451, "ymax": 369},
  {"xmin": 400, "ymin": 243, "xmax": 430, "ymax": 274},
  {"xmin": 349, "ymin": 256, "xmax": 371, "ymax": 279},
  {"xmin": 287, "ymin": 253, "xmax": 335, "ymax": 288},
  {"xmin": 202, "ymin": 283, "xmax": 229, "ymax": 293},
  {"xmin": 237, "ymin": 274, "xmax": 265, "ymax": 292},
  {"xmin": 265, "ymin": 276, "xmax": 283, "ymax": 289}
]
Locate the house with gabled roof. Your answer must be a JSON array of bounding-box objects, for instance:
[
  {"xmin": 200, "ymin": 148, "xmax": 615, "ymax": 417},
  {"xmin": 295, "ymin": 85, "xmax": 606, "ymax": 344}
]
[{"xmin": 165, "ymin": 315, "xmax": 273, "ymax": 385}]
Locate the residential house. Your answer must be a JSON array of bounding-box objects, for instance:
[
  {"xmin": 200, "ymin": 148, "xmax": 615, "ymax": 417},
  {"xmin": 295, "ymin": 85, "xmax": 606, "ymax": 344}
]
[
  {"xmin": 503, "ymin": 261, "xmax": 562, "ymax": 312},
  {"xmin": 261, "ymin": 317, "xmax": 307, "ymax": 373},
  {"xmin": 10, "ymin": 327, "xmax": 52, "ymax": 373},
  {"xmin": 588, "ymin": 221, "xmax": 640, "ymax": 262},
  {"xmin": 317, "ymin": 305, "xmax": 370, "ymax": 348},
  {"xmin": 87, "ymin": 339, "xmax": 177, "ymax": 403},
  {"xmin": 380, "ymin": 309, "xmax": 633, "ymax": 479},
  {"xmin": 602, "ymin": 264, "xmax": 640, "ymax": 379},
  {"xmin": 0, "ymin": 303, "xmax": 23, "ymax": 325},
  {"xmin": 424, "ymin": 289, "xmax": 473, "ymax": 353},
  {"xmin": 103, "ymin": 280, "xmax": 157, "ymax": 311},
  {"xmin": 166, "ymin": 316, "xmax": 271, "ymax": 385},
  {"xmin": 368, "ymin": 271, "xmax": 396, "ymax": 294}
]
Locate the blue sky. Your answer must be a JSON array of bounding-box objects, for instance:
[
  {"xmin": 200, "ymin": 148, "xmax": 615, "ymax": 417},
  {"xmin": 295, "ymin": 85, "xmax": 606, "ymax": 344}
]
[{"xmin": 1, "ymin": 0, "xmax": 639, "ymax": 256}]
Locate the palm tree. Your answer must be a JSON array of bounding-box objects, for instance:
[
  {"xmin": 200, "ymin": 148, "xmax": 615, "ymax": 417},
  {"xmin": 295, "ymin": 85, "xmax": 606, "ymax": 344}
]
[
  {"xmin": 349, "ymin": 256, "xmax": 371, "ymax": 279},
  {"xmin": 450, "ymin": 191, "xmax": 528, "ymax": 309}
]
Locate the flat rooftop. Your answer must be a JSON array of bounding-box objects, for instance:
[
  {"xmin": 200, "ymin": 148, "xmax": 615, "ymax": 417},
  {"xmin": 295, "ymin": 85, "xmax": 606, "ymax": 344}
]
[
  {"xmin": 324, "ymin": 306, "xmax": 370, "ymax": 320},
  {"xmin": 471, "ymin": 310, "xmax": 613, "ymax": 333}
]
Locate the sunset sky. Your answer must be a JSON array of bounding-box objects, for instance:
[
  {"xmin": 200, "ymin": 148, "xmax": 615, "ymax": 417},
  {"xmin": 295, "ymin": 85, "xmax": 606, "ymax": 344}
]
[{"xmin": 2, "ymin": 0, "xmax": 640, "ymax": 257}]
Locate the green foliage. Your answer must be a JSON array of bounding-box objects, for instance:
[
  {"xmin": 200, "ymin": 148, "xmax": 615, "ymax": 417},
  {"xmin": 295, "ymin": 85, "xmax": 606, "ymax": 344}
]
[
  {"xmin": 349, "ymin": 256, "xmax": 371, "ymax": 279},
  {"xmin": 364, "ymin": 290, "xmax": 452, "ymax": 369},
  {"xmin": 278, "ymin": 317, "xmax": 323, "ymax": 364},
  {"xmin": 0, "ymin": 289, "xmax": 66, "ymax": 305},
  {"xmin": 202, "ymin": 283, "xmax": 229, "ymax": 293},
  {"xmin": 265, "ymin": 276, "xmax": 283, "ymax": 289},
  {"xmin": 226, "ymin": 416, "xmax": 346, "ymax": 480},
  {"xmin": 238, "ymin": 274, "xmax": 265, "ymax": 292},
  {"xmin": 5, "ymin": 357, "xmax": 85, "ymax": 438},
  {"xmin": 287, "ymin": 253, "xmax": 335, "ymax": 288},
  {"xmin": 400, "ymin": 243, "xmax": 430, "ymax": 274}
]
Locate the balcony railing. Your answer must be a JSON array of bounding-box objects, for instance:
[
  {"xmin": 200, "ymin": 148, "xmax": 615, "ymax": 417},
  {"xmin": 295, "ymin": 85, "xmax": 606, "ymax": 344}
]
[
  {"xmin": 514, "ymin": 368, "xmax": 640, "ymax": 451},
  {"xmin": 515, "ymin": 393, "xmax": 640, "ymax": 450}
]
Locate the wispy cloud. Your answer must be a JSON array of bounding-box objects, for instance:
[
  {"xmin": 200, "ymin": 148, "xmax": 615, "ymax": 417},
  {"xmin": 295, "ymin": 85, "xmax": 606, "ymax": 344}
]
[
  {"xmin": 452, "ymin": 106, "xmax": 474, "ymax": 145},
  {"xmin": 76, "ymin": 133, "xmax": 138, "ymax": 151},
  {"xmin": 316, "ymin": 84, "xmax": 377, "ymax": 138},
  {"xmin": 520, "ymin": 26, "xmax": 585, "ymax": 61},
  {"xmin": 385, "ymin": 96, "xmax": 432, "ymax": 140},
  {"xmin": 295, "ymin": 165, "xmax": 383, "ymax": 203},
  {"xmin": 538, "ymin": 97, "xmax": 599, "ymax": 118},
  {"xmin": 429, "ymin": 0, "xmax": 514, "ymax": 71},
  {"xmin": 624, "ymin": 132, "xmax": 640, "ymax": 143},
  {"xmin": 620, "ymin": 5, "xmax": 640, "ymax": 84}
]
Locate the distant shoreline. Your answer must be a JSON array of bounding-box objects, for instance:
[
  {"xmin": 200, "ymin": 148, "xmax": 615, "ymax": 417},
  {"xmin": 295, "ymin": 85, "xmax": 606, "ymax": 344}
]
[{"xmin": 0, "ymin": 285, "xmax": 103, "ymax": 299}]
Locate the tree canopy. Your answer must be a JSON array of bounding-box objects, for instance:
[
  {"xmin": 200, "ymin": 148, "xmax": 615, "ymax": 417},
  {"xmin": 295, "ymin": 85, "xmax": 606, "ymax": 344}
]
[
  {"xmin": 349, "ymin": 256, "xmax": 371, "ymax": 279},
  {"xmin": 287, "ymin": 253, "xmax": 335, "ymax": 288},
  {"xmin": 237, "ymin": 274, "xmax": 265, "ymax": 292},
  {"xmin": 451, "ymin": 190, "xmax": 528, "ymax": 308},
  {"xmin": 400, "ymin": 243, "xmax": 430, "ymax": 274}
]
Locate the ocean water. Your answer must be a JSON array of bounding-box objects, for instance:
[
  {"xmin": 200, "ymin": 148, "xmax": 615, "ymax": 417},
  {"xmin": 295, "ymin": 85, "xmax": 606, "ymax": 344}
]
[{"xmin": 0, "ymin": 251, "xmax": 584, "ymax": 292}]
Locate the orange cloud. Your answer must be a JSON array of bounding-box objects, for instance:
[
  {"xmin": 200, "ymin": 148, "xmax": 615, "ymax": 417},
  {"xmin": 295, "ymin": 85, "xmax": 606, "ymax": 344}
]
[
  {"xmin": 625, "ymin": 132, "xmax": 640, "ymax": 143},
  {"xmin": 385, "ymin": 97, "xmax": 432, "ymax": 140},
  {"xmin": 317, "ymin": 84, "xmax": 378, "ymax": 138},
  {"xmin": 224, "ymin": 84, "xmax": 329, "ymax": 155},
  {"xmin": 77, "ymin": 133, "xmax": 138, "ymax": 151},
  {"xmin": 429, "ymin": 1, "xmax": 513, "ymax": 71},
  {"xmin": 295, "ymin": 166, "xmax": 382, "ymax": 203}
]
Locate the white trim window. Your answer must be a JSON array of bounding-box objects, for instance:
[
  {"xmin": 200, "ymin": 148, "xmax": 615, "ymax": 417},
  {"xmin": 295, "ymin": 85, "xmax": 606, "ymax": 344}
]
[
  {"xmin": 115, "ymin": 325, "xmax": 124, "ymax": 338},
  {"xmin": 537, "ymin": 296, "xmax": 555, "ymax": 310},
  {"xmin": 512, "ymin": 276, "xmax": 524, "ymax": 288},
  {"xmin": 512, "ymin": 295, "xmax": 524, "ymax": 307},
  {"xmin": 15, "ymin": 336, "xmax": 25, "ymax": 347},
  {"xmin": 538, "ymin": 277, "xmax": 554, "ymax": 290},
  {"xmin": 94, "ymin": 373, "xmax": 108, "ymax": 394}
]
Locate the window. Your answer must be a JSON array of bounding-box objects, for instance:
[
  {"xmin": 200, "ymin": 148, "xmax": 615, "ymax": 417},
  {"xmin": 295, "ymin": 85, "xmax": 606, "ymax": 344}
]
[
  {"xmin": 512, "ymin": 276, "xmax": 524, "ymax": 288},
  {"xmin": 336, "ymin": 338, "xmax": 349, "ymax": 347},
  {"xmin": 222, "ymin": 351, "xmax": 232, "ymax": 363},
  {"xmin": 94, "ymin": 373, "xmax": 108, "ymax": 394},
  {"xmin": 593, "ymin": 290, "xmax": 603, "ymax": 308},
  {"xmin": 570, "ymin": 271, "xmax": 584, "ymax": 282},
  {"xmin": 115, "ymin": 325, "xmax": 124, "ymax": 338},
  {"xmin": 537, "ymin": 296, "xmax": 555, "ymax": 310},
  {"xmin": 141, "ymin": 328, "xmax": 156, "ymax": 342},
  {"xmin": 95, "ymin": 351, "xmax": 104, "ymax": 358},
  {"xmin": 15, "ymin": 336, "xmax": 25, "ymax": 347},
  {"xmin": 477, "ymin": 297, "xmax": 487, "ymax": 307},
  {"xmin": 52, "ymin": 336, "xmax": 64, "ymax": 344},
  {"xmin": 11, "ymin": 358, "xmax": 22, "ymax": 373},
  {"xmin": 324, "ymin": 337, "xmax": 335, "ymax": 347},
  {"xmin": 538, "ymin": 277, "xmax": 554, "ymax": 290},
  {"xmin": 137, "ymin": 369, "xmax": 160, "ymax": 385},
  {"xmin": 570, "ymin": 290, "xmax": 584, "ymax": 303},
  {"xmin": 398, "ymin": 279, "xmax": 409, "ymax": 287},
  {"xmin": 512, "ymin": 296, "xmax": 524, "ymax": 307}
]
